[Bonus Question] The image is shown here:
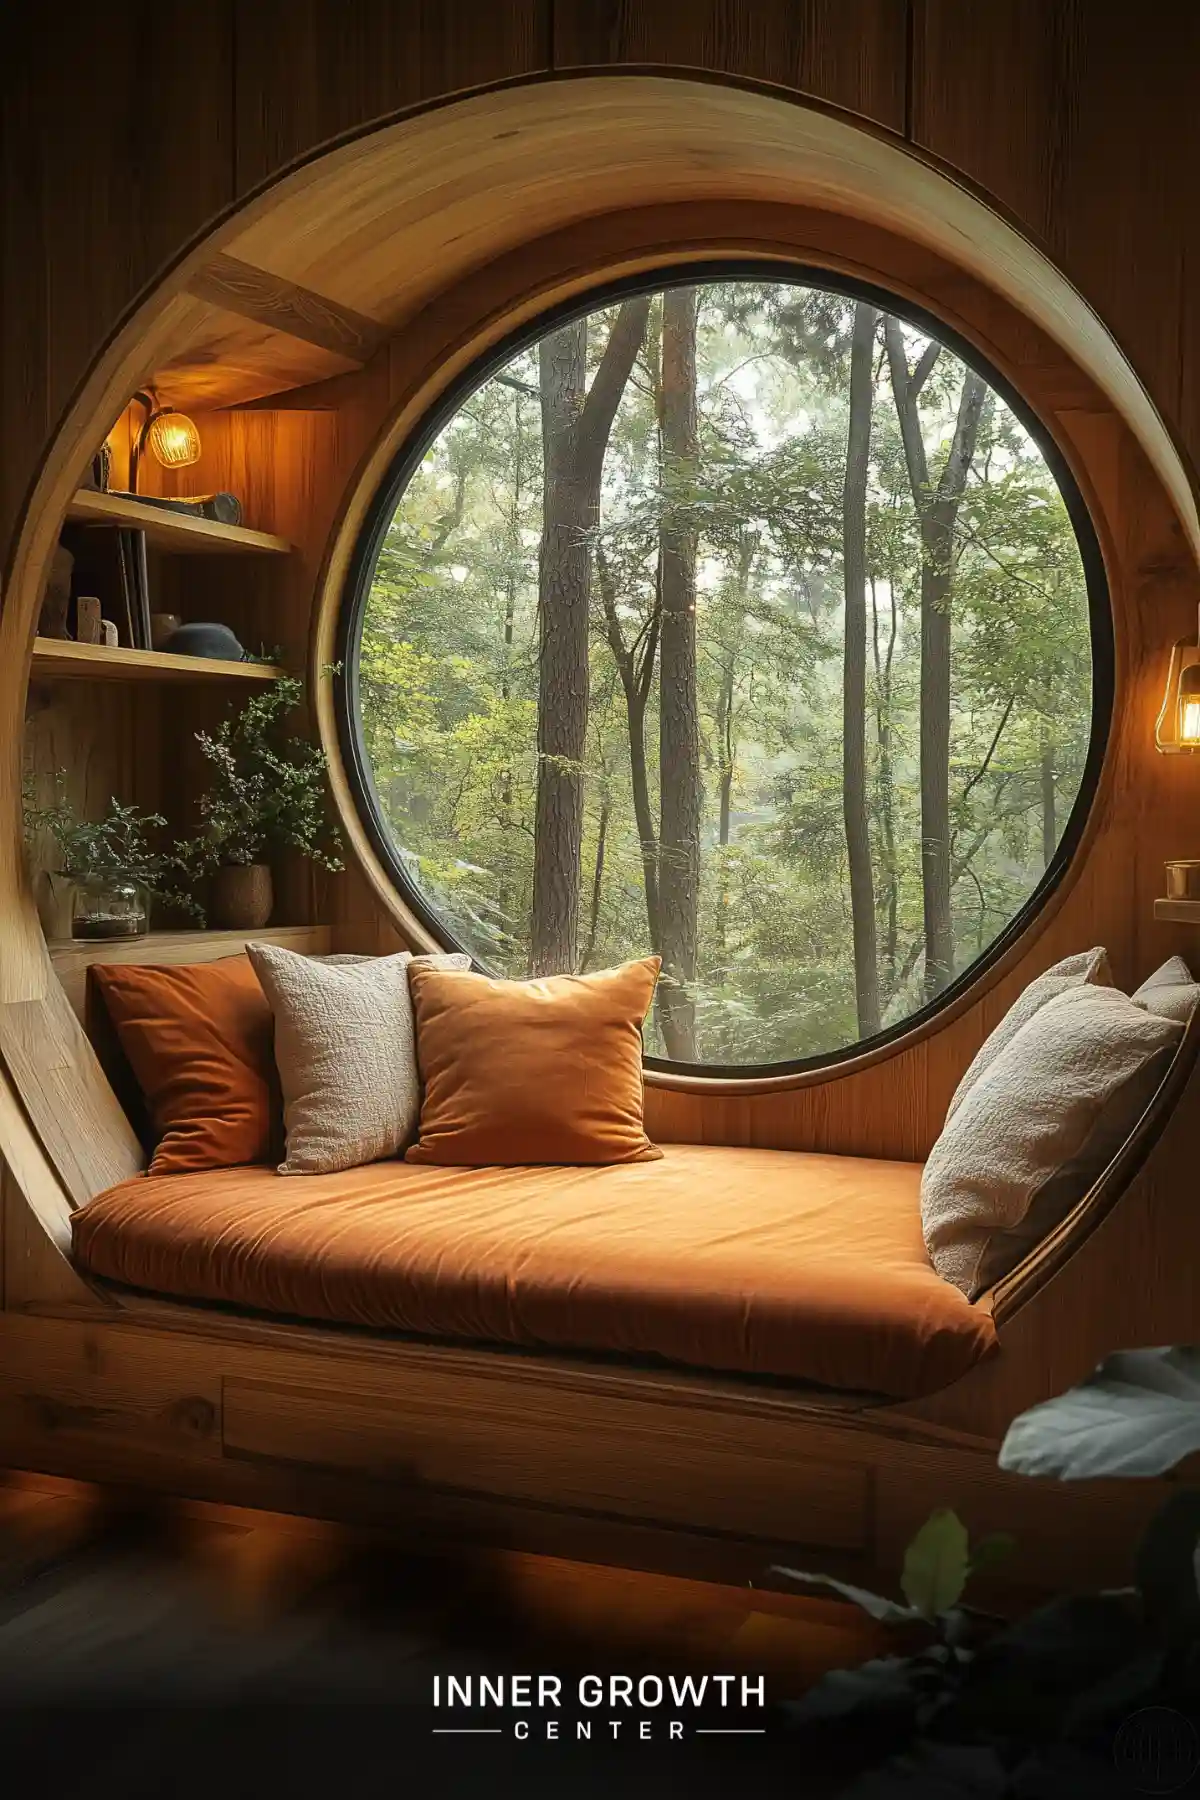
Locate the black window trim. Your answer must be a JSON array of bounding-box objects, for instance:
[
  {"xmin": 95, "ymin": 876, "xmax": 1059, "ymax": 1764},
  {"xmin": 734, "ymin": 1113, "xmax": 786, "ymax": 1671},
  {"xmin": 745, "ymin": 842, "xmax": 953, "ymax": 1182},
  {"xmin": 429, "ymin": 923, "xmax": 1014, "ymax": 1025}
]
[{"xmin": 334, "ymin": 258, "xmax": 1114, "ymax": 1080}]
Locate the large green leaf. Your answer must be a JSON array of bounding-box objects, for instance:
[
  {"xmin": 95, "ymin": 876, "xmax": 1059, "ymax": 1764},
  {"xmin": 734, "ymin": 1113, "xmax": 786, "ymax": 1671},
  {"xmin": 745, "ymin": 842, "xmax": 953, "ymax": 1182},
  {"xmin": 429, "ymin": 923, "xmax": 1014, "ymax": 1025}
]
[
  {"xmin": 900, "ymin": 1510, "xmax": 970, "ymax": 1619},
  {"xmin": 999, "ymin": 1346, "xmax": 1200, "ymax": 1480}
]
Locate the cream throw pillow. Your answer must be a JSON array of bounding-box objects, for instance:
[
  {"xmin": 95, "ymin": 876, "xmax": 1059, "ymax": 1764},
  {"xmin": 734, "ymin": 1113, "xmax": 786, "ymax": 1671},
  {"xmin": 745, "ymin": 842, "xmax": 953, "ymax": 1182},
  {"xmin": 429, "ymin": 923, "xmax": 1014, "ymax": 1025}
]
[
  {"xmin": 247, "ymin": 942, "xmax": 469, "ymax": 1175},
  {"xmin": 1131, "ymin": 955, "xmax": 1200, "ymax": 1025},
  {"xmin": 946, "ymin": 946, "xmax": 1112, "ymax": 1121},
  {"xmin": 922, "ymin": 983, "xmax": 1182, "ymax": 1300}
]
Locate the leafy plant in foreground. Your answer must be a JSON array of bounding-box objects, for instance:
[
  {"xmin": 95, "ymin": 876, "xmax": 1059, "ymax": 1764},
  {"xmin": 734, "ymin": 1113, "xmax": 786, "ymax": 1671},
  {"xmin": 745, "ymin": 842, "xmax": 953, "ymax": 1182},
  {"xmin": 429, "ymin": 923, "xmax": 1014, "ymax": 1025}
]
[{"xmin": 773, "ymin": 1352, "xmax": 1200, "ymax": 1794}]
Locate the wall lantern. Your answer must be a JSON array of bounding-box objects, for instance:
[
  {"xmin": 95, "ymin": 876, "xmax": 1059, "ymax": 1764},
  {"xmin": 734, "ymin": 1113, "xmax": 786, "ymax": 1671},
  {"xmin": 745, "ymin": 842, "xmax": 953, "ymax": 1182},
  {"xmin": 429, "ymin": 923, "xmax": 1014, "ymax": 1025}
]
[{"xmin": 129, "ymin": 388, "xmax": 202, "ymax": 492}]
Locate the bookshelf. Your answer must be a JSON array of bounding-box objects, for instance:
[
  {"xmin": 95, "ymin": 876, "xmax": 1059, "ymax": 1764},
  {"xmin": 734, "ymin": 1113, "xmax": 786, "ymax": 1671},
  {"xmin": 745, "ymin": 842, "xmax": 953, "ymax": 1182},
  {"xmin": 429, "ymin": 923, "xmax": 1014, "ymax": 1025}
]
[
  {"xmin": 66, "ymin": 489, "xmax": 293, "ymax": 556},
  {"xmin": 30, "ymin": 638, "xmax": 284, "ymax": 684}
]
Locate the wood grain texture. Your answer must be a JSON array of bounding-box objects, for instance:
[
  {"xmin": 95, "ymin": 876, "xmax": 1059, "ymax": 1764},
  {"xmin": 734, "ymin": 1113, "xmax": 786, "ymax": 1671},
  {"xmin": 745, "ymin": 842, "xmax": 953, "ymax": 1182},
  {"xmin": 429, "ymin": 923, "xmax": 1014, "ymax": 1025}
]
[
  {"xmin": 553, "ymin": 0, "xmax": 908, "ymax": 132},
  {"xmin": 48, "ymin": 925, "xmax": 331, "ymax": 1022},
  {"xmin": 0, "ymin": 1308, "xmax": 1173, "ymax": 1601},
  {"xmin": 1, "ymin": 6, "xmax": 236, "ymax": 588},
  {"xmin": 912, "ymin": 0, "xmax": 1200, "ymax": 472},
  {"xmin": 65, "ymin": 490, "xmax": 293, "ymax": 556},
  {"xmin": 187, "ymin": 253, "xmax": 388, "ymax": 365},
  {"xmin": 30, "ymin": 640, "xmax": 285, "ymax": 684},
  {"xmin": 233, "ymin": 0, "xmax": 551, "ymax": 189}
]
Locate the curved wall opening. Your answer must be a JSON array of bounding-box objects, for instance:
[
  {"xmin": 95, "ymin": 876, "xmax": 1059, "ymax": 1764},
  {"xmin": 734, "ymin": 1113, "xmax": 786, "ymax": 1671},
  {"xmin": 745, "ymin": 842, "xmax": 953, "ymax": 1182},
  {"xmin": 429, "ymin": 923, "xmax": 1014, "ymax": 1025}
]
[{"xmin": 0, "ymin": 72, "xmax": 1197, "ymax": 1206}]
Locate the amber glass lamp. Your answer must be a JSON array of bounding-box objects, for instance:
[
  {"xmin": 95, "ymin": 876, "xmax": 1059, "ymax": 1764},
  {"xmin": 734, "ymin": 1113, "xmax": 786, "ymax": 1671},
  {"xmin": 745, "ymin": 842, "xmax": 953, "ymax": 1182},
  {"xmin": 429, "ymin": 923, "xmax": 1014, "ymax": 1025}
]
[
  {"xmin": 129, "ymin": 388, "xmax": 202, "ymax": 492},
  {"xmin": 1155, "ymin": 608, "xmax": 1200, "ymax": 752}
]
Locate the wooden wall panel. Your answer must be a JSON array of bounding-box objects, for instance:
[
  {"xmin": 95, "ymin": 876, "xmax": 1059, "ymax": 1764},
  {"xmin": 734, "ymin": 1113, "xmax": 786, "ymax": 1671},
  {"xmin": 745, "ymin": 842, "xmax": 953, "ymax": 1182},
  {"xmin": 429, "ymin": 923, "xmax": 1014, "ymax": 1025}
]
[
  {"xmin": 232, "ymin": 0, "xmax": 552, "ymax": 190},
  {"xmin": 552, "ymin": 0, "xmax": 909, "ymax": 132},
  {"xmin": 912, "ymin": 0, "xmax": 1199, "ymax": 475},
  {"xmin": 1, "ymin": 5, "xmax": 236, "ymax": 587}
]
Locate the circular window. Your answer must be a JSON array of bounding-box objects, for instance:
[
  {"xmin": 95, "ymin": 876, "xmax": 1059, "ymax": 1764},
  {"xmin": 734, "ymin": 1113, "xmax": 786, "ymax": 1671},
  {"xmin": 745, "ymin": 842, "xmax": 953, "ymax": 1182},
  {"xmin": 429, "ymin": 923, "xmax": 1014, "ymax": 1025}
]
[{"xmin": 338, "ymin": 266, "xmax": 1110, "ymax": 1075}]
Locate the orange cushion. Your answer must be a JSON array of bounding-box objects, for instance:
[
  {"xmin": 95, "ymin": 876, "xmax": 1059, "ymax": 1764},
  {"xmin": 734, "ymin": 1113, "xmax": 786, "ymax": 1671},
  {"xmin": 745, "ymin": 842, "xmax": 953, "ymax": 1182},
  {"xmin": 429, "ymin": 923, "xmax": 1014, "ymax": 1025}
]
[
  {"xmin": 92, "ymin": 956, "xmax": 275, "ymax": 1175},
  {"xmin": 407, "ymin": 957, "xmax": 662, "ymax": 1166},
  {"xmin": 71, "ymin": 1145, "xmax": 997, "ymax": 1398}
]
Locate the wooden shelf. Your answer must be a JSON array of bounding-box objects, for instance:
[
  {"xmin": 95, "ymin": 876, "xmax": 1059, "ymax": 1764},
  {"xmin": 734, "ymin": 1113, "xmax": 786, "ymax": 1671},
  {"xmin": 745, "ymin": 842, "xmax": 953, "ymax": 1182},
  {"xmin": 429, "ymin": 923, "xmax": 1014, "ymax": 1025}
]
[
  {"xmin": 1154, "ymin": 898, "xmax": 1200, "ymax": 923},
  {"xmin": 49, "ymin": 925, "xmax": 331, "ymax": 1017},
  {"xmin": 31, "ymin": 638, "xmax": 285, "ymax": 684},
  {"xmin": 65, "ymin": 489, "xmax": 293, "ymax": 556}
]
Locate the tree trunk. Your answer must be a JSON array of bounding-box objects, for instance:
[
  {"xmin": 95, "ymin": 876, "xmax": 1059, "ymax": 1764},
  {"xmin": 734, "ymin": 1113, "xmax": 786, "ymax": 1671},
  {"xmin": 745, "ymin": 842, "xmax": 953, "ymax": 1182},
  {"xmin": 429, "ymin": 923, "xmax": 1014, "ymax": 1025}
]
[
  {"xmin": 872, "ymin": 569, "xmax": 899, "ymax": 989},
  {"xmin": 578, "ymin": 794, "xmax": 610, "ymax": 973},
  {"xmin": 842, "ymin": 301, "xmax": 881, "ymax": 1039},
  {"xmin": 597, "ymin": 544, "xmax": 661, "ymax": 950},
  {"xmin": 529, "ymin": 298, "xmax": 651, "ymax": 976},
  {"xmin": 885, "ymin": 318, "xmax": 987, "ymax": 1001},
  {"xmin": 657, "ymin": 285, "xmax": 702, "ymax": 1062},
  {"xmin": 531, "ymin": 318, "xmax": 590, "ymax": 976},
  {"xmin": 1040, "ymin": 723, "xmax": 1057, "ymax": 868}
]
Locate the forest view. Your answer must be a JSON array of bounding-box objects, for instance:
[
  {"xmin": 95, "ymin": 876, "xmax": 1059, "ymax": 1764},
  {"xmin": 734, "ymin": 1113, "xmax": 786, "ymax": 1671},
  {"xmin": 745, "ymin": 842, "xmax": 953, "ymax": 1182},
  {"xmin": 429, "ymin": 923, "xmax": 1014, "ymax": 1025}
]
[{"xmin": 355, "ymin": 279, "xmax": 1095, "ymax": 1066}]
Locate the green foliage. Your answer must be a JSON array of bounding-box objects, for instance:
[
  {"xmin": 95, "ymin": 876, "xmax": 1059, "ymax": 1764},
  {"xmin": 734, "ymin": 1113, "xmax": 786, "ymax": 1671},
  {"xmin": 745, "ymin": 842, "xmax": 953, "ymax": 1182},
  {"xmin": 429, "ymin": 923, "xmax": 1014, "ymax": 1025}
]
[
  {"xmin": 22, "ymin": 774, "xmax": 203, "ymax": 922},
  {"xmin": 355, "ymin": 280, "xmax": 1093, "ymax": 1062},
  {"xmin": 172, "ymin": 675, "xmax": 343, "ymax": 883},
  {"xmin": 775, "ymin": 1506, "xmax": 1010, "ymax": 1633},
  {"xmin": 900, "ymin": 1509, "xmax": 971, "ymax": 1620}
]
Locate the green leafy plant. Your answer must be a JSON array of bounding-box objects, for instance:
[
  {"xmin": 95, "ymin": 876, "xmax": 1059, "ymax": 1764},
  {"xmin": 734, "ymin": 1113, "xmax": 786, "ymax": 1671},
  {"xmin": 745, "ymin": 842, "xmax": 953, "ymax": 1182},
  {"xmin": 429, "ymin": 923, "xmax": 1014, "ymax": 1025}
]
[
  {"xmin": 22, "ymin": 775, "xmax": 202, "ymax": 920},
  {"xmin": 171, "ymin": 675, "xmax": 343, "ymax": 881},
  {"xmin": 773, "ymin": 1355, "xmax": 1200, "ymax": 1794}
]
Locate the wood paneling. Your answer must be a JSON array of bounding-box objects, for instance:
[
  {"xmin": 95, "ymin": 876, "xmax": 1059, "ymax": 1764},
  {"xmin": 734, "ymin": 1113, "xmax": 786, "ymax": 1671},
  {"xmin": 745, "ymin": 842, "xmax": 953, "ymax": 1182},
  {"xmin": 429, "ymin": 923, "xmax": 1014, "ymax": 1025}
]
[
  {"xmin": 1, "ymin": 6, "xmax": 236, "ymax": 585},
  {"xmin": 0, "ymin": 1308, "xmax": 1173, "ymax": 1601},
  {"xmin": 912, "ymin": 0, "xmax": 1200, "ymax": 476},
  {"xmin": 48, "ymin": 925, "xmax": 331, "ymax": 1022},
  {"xmin": 553, "ymin": 0, "xmax": 909, "ymax": 133},
  {"xmin": 232, "ymin": 0, "xmax": 552, "ymax": 190}
]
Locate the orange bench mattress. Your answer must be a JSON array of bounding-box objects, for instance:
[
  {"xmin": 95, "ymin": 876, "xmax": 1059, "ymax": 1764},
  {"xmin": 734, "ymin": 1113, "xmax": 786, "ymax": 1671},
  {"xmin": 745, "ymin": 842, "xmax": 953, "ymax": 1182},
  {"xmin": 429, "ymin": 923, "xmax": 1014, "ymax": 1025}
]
[{"xmin": 71, "ymin": 1142, "xmax": 996, "ymax": 1399}]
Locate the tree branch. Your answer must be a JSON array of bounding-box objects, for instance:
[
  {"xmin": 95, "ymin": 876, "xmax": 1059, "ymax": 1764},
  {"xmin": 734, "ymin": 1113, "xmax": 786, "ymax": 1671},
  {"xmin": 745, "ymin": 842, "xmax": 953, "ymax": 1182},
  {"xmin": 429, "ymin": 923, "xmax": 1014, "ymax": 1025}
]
[
  {"xmin": 493, "ymin": 372, "xmax": 541, "ymax": 400},
  {"xmin": 908, "ymin": 339, "xmax": 941, "ymax": 401},
  {"xmin": 577, "ymin": 295, "xmax": 654, "ymax": 473},
  {"xmin": 884, "ymin": 315, "xmax": 931, "ymax": 507}
]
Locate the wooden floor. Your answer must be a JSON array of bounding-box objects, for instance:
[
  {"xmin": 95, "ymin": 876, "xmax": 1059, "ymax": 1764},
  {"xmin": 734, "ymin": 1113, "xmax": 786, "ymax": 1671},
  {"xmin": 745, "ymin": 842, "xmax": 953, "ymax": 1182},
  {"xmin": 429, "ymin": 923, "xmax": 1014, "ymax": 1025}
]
[{"xmin": 0, "ymin": 1466, "xmax": 884, "ymax": 1692}]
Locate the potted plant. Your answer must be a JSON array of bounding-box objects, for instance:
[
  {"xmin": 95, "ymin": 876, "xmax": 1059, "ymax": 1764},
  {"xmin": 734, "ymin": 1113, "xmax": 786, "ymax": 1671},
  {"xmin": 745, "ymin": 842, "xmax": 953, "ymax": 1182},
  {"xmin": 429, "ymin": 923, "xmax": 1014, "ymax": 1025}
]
[
  {"xmin": 173, "ymin": 675, "xmax": 342, "ymax": 930},
  {"xmin": 22, "ymin": 777, "xmax": 201, "ymax": 940}
]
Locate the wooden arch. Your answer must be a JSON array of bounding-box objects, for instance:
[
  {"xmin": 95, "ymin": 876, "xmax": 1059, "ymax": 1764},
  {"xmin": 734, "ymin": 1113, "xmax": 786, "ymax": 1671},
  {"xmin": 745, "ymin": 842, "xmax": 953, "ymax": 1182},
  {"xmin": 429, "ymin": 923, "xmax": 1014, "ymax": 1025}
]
[{"xmin": 1, "ymin": 74, "xmax": 1199, "ymax": 1594}]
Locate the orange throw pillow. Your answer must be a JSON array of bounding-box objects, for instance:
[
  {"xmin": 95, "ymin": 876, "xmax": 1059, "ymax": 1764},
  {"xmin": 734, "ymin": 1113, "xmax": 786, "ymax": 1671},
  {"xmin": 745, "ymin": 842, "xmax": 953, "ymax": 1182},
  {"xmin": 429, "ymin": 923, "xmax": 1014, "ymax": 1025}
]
[
  {"xmin": 92, "ymin": 956, "xmax": 275, "ymax": 1175},
  {"xmin": 406, "ymin": 957, "xmax": 662, "ymax": 1167}
]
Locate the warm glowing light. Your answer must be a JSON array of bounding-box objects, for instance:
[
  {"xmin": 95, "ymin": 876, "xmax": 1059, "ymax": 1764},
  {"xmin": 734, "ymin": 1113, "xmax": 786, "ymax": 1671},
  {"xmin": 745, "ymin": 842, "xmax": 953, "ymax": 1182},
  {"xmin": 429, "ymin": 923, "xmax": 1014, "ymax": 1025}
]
[
  {"xmin": 146, "ymin": 409, "xmax": 201, "ymax": 469},
  {"xmin": 1156, "ymin": 623, "xmax": 1200, "ymax": 753},
  {"xmin": 1179, "ymin": 666, "xmax": 1200, "ymax": 745}
]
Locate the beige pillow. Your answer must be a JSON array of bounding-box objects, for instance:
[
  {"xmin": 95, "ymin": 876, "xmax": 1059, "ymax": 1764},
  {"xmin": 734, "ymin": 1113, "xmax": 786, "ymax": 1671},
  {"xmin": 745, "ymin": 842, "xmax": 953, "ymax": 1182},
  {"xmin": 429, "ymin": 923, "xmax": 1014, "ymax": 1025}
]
[
  {"xmin": 247, "ymin": 942, "xmax": 469, "ymax": 1174},
  {"xmin": 1131, "ymin": 955, "xmax": 1200, "ymax": 1025},
  {"xmin": 923, "ymin": 983, "xmax": 1182, "ymax": 1299},
  {"xmin": 946, "ymin": 946, "xmax": 1112, "ymax": 1120}
]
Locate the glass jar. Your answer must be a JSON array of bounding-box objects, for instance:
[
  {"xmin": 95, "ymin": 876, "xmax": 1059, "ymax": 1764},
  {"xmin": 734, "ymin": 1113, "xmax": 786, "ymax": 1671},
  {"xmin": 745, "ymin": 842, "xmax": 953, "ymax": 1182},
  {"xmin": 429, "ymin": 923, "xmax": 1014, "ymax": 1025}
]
[{"xmin": 70, "ymin": 874, "xmax": 149, "ymax": 941}]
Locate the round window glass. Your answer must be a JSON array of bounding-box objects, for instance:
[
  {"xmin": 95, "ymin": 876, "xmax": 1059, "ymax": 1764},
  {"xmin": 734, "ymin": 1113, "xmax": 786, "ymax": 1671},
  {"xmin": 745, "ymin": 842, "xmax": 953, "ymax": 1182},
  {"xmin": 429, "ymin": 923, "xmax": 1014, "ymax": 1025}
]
[{"xmin": 341, "ymin": 271, "xmax": 1107, "ymax": 1073}]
